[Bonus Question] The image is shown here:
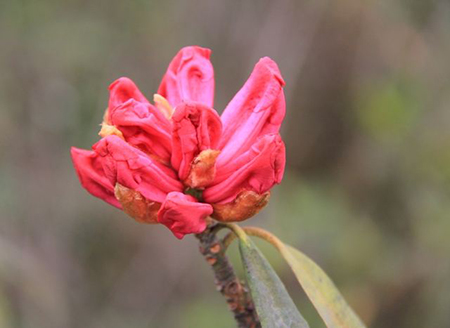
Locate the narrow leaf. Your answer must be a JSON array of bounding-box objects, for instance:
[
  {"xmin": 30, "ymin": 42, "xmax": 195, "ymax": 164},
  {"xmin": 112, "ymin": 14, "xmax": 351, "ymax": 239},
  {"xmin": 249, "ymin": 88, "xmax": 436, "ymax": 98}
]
[
  {"xmin": 279, "ymin": 244, "xmax": 366, "ymax": 328},
  {"xmin": 238, "ymin": 235, "xmax": 309, "ymax": 328}
]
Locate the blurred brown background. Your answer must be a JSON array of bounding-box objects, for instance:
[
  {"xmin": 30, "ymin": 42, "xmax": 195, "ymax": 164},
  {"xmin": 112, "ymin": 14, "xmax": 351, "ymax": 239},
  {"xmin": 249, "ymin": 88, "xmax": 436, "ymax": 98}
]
[{"xmin": 1, "ymin": 0, "xmax": 450, "ymax": 327}]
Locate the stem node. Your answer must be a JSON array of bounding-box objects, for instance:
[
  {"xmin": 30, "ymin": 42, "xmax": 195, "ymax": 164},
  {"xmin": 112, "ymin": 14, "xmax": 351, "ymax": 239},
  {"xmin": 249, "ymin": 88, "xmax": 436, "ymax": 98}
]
[{"xmin": 196, "ymin": 223, "xmax": 260, "ymax": 328}]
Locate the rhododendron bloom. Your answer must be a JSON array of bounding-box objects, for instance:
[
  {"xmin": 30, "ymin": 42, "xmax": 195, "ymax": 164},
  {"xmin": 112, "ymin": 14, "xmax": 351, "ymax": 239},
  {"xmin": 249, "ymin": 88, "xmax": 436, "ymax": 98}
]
[{"xmin": 71, "ymin": 46, "xmax": 286, "ymax": 239}]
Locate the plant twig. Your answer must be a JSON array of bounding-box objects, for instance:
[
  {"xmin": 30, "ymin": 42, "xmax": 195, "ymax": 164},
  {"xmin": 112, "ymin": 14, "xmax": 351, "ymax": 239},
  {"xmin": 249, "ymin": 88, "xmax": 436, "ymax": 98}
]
[
  {"xmin": 222, "ymin": 225, "xmax": 282, "ymax": 251},
  {"xmin": 196, "ymin": 223, "xmax": 261, "ymax": 328}
]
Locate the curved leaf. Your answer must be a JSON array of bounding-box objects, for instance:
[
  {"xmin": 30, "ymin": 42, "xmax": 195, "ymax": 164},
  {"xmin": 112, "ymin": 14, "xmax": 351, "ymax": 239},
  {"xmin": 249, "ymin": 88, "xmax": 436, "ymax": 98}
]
[
  {"xmin": 279, "ymin": 244, "xmax": 366, "ymax": 328},
  {"xmin": 228, "ymin": 226, "xmax": 366, "ymax": 328},
  {"xmin": 238, "ymin": 232, "xmax": 309, "ymax": 328}
]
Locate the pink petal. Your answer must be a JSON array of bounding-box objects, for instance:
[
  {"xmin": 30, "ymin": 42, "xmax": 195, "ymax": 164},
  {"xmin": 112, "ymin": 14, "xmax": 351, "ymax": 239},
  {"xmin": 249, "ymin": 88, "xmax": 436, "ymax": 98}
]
[
  {"xmin": 71, "ymin": 147, "xmax": 121, "ymax": 208},
  {"xmin": 203, "ymin": 134, "xmax": 285, "ymax": 204},
  {"xmin": 109, "ymin": 99, "xmax": 172, "ymax": 162},
  {"xmin": 108, "ymin": 77, "xmax": 149, "ymax": 116},
  {"xmin": 157, "ymin": 192, "xmax": 212, "ymax": 239},
  {"xmin": 157, "ymin": 46, "xmax": 214, "ymax": 108},
  {"xmin": 217, "ymin": 57, "xmax": 285, "ymax": 167},
  {"xmin": 171, "ymin": 102, "xmax": 222, "ymax": 181},
  {"xmin": 93, "ymin": 135, "xmax": 183, "ymax": 203}
]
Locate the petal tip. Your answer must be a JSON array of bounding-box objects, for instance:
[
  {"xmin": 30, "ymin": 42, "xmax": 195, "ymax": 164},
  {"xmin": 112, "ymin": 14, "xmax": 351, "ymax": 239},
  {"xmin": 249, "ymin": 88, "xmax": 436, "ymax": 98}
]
[
  {"xmin": 257, "ymin": 57, "xmax": 285, "ymax": 86},
  {"xmin": 180, "ymin": 45, "xmax": 212, "ymax": 59},
  {"xmin": 108, "ymin": 77, "xmax": 134, "ymax": 91}
]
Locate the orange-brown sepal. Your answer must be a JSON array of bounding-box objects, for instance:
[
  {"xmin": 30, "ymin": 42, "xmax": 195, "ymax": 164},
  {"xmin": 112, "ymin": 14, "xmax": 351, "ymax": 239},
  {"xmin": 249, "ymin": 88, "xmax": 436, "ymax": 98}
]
[
  {"xmin": 184, "ymin": 149, "xmax": 220, "ymax": 188},
  {"xmin": 114, "ymin": 183, "xmax": 161, "ymax": 223},
  {"xmin": 211, "ymin": 190, "xmax": 270, "ymax": 222}
]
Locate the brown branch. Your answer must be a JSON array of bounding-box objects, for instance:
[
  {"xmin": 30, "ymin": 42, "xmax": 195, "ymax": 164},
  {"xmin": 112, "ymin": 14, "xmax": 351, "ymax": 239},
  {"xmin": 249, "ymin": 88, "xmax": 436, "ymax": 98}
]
[{"xmin": 196, "ymin": 223, "xmax": 261, "ymax": 328}]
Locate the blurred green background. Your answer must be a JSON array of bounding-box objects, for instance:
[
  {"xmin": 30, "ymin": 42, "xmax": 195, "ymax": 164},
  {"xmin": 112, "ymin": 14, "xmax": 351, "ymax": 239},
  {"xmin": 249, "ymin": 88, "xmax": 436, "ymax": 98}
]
[{"xmin": 1, "ymin": 0, "xmax": 450, "ymax": 327}]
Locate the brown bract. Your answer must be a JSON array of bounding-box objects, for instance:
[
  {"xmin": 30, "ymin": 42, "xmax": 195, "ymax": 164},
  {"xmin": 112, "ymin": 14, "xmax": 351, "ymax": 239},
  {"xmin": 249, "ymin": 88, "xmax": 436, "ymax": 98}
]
[
  {"xmin": 114, "ymin": 184, "xmax": 161, "ymax": 223},
  {"xmin": 184, "ymin": 149, "xmax": 220, "ymax": 188},
  {"xmin": 212, "ymin": 190, "xmax": 270, "ymax": 222}
]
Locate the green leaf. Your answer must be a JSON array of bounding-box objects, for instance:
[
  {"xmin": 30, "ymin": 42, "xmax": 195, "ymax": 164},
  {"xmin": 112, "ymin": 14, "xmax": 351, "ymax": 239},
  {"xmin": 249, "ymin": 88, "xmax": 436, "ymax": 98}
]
[
  {"xmin": 238, "ymin": 234, "xmax": 310, "ymax": 328},
  {"xmin": 278, "ymin": 244, "xmax": 366, "ymax": 328},
  {"xmin": 223, "ymin": 224, "xmax": 365, "ymax": 328}
]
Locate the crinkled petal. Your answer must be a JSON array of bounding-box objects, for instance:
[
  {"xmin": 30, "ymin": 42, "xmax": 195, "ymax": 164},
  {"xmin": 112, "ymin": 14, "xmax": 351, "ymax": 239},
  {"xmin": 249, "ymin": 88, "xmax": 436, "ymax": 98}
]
[
  {"xmin": 71, "ymin": 147, "xmax": 121, "ymax": 208},
  {"xmin": 171, "ymin": 102, "xmax": 222, "ymax": 181},
  {"xmin": 158, "ymin": 46, "xmax": 214, "ymax": 108},
  {"xmin": 109, "ymin": 99, "xmax": 172, "ymax": 162},
  {"xmin": 108, "ymin": 77, "xmax": 149, "ymax": 117},
  {"xmin": 217, "ymin": 57, "xmax": 285, "ymax": 167},
  {"xmin": 93, "ymin": 135, "xmax": 183, "ymax": 203},
  {"xmin": 203, "ymin": 134, "xmax": 285, "ymax": 204},
  {"xmin": 157, "ymin": 192, "xmax": 212, "ymax": 239}
]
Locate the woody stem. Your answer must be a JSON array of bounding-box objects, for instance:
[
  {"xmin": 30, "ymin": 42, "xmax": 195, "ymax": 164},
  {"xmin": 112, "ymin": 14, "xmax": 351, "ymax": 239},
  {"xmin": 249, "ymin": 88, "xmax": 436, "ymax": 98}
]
[{"xmin": 195, "ymin": 223, "xmax": 261, "ymax": 328}]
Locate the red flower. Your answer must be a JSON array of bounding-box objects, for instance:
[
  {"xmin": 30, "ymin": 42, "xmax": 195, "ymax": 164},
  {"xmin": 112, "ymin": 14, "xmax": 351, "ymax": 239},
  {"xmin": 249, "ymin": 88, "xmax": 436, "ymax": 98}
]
[{"xmin": 71, "ymin": 46, "xmax": 286, "ymax": 239}]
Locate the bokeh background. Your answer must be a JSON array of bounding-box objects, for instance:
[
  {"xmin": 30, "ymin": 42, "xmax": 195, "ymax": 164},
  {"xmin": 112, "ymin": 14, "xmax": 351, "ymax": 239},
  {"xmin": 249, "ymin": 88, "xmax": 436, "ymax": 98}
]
[{"xmin": 1, "ymin": 0, "xmax": 450, "ymax": 327}]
